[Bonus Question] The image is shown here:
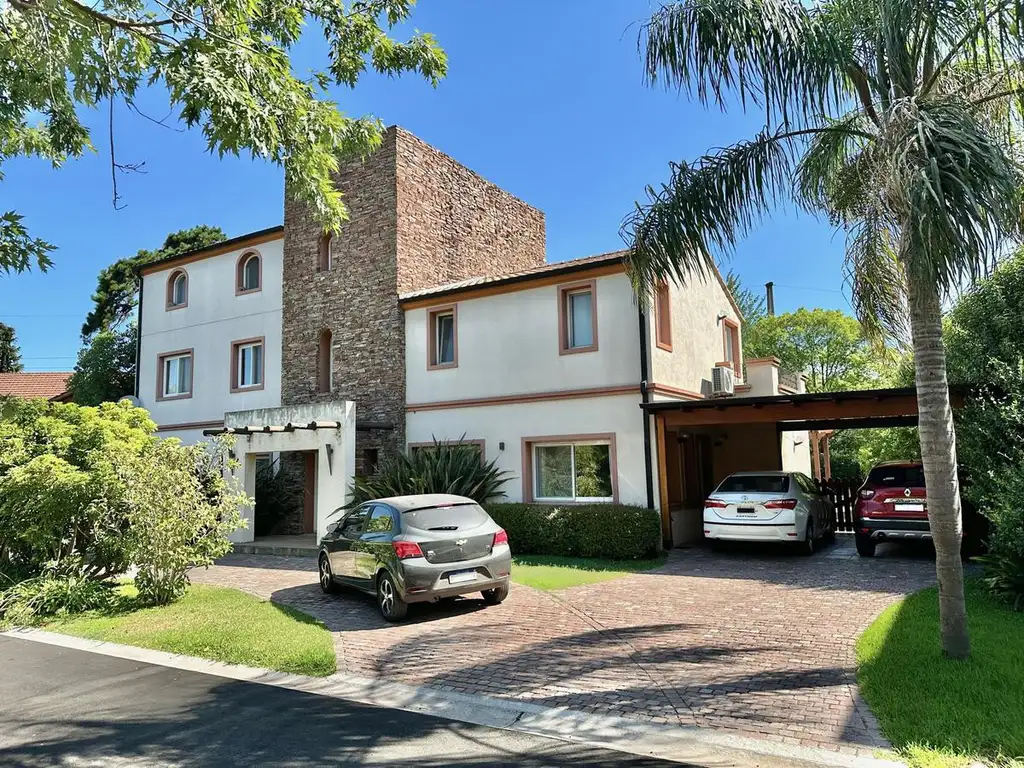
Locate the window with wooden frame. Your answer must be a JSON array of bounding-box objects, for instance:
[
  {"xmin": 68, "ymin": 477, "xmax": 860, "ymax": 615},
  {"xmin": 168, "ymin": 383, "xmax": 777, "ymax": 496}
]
[
  {"xmin": 166, "ymin": 270, "xmax": 188, "ymax": 309},
  {"xmin": 655, "ymin": 280, "xmax": 672, "ymax": 351},
  {"xmin": 427, "ymin": 305, "xmax": 457, "ymax": 369},
  {"xmin": 157, "ymin": 349, "xmax": 193, "ymax": 400},
  {"xmin": 558, "ymin": 280, "xmax": 598, "ymax": 354},
  {"xmin": 236, "ymin": 251, "xmax": 261, "ymax": 294},
  {"xmin": 523, "ymin": 434, "xmax": 618, "ymax": 503},
  {"xmin": 231, "ymin": 337, "xmax": 265, "ymax": 392},
  {"xmin": 722, "ymin": 318, "xmax": 741, "ymax": 375},
  {"xmin": 317, "ymin": 329, "xmax": 333, "ymax": 393},
  {"xmin": 318, "ymin": 232, "xmax": 333, "ymax": 272}
]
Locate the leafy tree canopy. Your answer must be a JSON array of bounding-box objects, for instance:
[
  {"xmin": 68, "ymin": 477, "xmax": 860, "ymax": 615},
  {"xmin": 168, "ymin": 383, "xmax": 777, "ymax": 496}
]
[
  {"xmin": 1, "ymin": 0, "xmax": 446, "ymax": 275},
  {"xmin": 67, "ymin": 324, "xmax": 136, "ymax": 405},
  {"xmin": 82, "ymin": 225, "xmax": 225, "ymax": 338},
  {"xmin": 744, "ymin": 308, "xmax": 880, "ymax": 392},
  {"xmin": 724, "ymin": 269, "xmax": 766, "ymax": 326},
  {"xmin": 0, "ymin": 323, "xmax": 23, "ymax": 373}
]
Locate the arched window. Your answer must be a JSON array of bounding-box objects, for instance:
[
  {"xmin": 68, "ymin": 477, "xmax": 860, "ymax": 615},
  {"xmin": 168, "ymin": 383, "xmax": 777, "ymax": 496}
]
[
  {"xmin": 318, "ymin": 232, "xmax": 333, "ymax": 272},
  {"xmin": 317, "ymin": 329, "xmax": 333, "ymax": 394},
  {"xmin": 236, "ymin": 251, "xmax": 261, "ymax": 294},
  {"xmin": 167, "ymin": 270, "xmax": 188, "ymax": 309}
]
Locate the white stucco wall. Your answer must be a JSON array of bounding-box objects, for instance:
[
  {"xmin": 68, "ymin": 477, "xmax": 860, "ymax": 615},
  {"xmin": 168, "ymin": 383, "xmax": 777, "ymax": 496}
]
[
  {"xmin": 405, "ymin": 272, "xmax": 641, "ymax": 404},
  {"xmin": 781, "ymin": 430, "xmax": 813, "ymax": 475},
  {"xmin": 650, "ymin": 270, "xmax": 741, "ymax": 397},
  {"xmin": 137, "ymin": 237, "xmax": 284, "ymax": 442},
  {"xmin": 406, "ymin": 393, "xmax": 649, "ymax": 506}
]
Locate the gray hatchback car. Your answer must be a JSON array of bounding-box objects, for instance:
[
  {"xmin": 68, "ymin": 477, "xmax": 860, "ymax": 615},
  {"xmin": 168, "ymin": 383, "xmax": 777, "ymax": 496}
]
[{"xmin": 318, "ymin": 494, "xmax": 512, "ymax": 621}]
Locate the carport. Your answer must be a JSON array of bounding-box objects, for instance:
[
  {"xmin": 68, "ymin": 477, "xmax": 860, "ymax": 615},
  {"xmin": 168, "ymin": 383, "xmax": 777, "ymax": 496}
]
[{"xmin": 642, "ymin": 386, "xmax": 966, "ymax": 547}]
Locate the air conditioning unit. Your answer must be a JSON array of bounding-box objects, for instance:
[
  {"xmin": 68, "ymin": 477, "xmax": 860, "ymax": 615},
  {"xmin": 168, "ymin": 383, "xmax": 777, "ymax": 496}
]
[{"xmin": 711, "ymin": 365, "xmax": 735, "ymax": 397}]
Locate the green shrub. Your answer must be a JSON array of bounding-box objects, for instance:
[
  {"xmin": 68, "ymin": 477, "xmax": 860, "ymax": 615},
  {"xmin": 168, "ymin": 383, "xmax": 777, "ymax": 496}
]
[
  {"xmin": 486, "ymin": 503, "xmax": 661, "ymax": 560},
  {"xmin": 348, "ymin": 438, "xmax": 511, "ymax": 506},
  {"xmin": 0, "ymin": 565, "xmax": 116, "ymax": 626}
]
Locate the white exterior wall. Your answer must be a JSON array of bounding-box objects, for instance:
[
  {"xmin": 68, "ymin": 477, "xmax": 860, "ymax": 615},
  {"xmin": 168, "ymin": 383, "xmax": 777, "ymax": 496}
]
[
  {"xmin": 137, "ymin": 237, "xmax": 285, "ymax": 443},
  {"xmin": 406, "ymin": 393, "xmax": 648, "ymax": 505},
  {"xmin": 781, "ymin": 430, "xmax": 813, "ymax": 475},
  {"xmin": 405, "ymin": 271, "xmax": 641, "ymax": 404},
  {"xmin": 650, "ymin": 270, "xmax": 741, "ymax": 398}
]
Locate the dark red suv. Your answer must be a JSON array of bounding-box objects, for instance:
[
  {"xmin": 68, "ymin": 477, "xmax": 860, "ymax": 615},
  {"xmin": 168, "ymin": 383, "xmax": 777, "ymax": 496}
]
[{"xmin": 855, "ymin": 461, "xmax": 929, "ymax": 557}]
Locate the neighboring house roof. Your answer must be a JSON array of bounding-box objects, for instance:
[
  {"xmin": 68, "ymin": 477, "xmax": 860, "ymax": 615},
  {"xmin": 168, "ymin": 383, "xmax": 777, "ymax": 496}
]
[
  {"xmin": 137, "ymin": 225, "xmax": 285, "ymax": 277},
  {"xmin": 0, "ymin": 372, "xmax": 72, "ymax": 400},
  {"xmin": 399, "ymin": 250, "xmax": 628, "ymax": 304}
]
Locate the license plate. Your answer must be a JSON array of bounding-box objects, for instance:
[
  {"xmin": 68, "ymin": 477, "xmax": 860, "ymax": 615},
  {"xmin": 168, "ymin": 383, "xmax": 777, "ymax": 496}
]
[
  {"xmin": 448, "ymin": 570, "xmax": 477, "ymax": 585},
  {"xmin": 895, "ymin": 503, "xmax": 925, "ymax": 512},
  {"xmin": 737, "ymin": 507, "xmax": 756, "ymax": 515}
]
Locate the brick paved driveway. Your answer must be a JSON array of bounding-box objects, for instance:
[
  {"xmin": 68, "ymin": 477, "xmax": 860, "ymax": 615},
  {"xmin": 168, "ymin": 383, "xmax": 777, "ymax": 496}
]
[{"xmin": 190, "ymin": 537, "xmax": 936, "ymax": 756}]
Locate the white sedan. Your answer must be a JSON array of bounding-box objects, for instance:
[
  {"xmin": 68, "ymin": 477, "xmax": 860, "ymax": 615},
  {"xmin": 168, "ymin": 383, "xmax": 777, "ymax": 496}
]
[{"xmin": 703, "ymin": 471, "xmax": 834, "ymax": 554}]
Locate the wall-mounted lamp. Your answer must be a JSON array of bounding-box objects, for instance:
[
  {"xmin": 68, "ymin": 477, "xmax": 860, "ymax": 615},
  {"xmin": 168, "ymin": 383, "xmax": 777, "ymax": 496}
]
[
  {"xmin": 498, "ymin": 441, "xmax": 505, "ymax": 451},
  {"xmin": 716, "ymin": 310, "xmax": 729, "ymax": 322}
]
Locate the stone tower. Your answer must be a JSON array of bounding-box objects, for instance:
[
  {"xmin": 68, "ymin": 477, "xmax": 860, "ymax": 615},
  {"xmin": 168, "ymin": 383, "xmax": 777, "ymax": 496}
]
[{"xmin": 280, "ymin": 126, "xmax": 546, "ymax": 472}]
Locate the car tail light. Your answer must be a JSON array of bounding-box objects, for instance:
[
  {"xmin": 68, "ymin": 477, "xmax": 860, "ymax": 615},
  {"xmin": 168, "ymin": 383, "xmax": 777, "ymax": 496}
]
[
  {"xmin": 392, "ymin": 541, "xmax": 423, "ymax": 559},
  {"xmin": 705, "ymin": 498, "xmax": 728, "ymax": 508},
  {"xmin": 764, "ymin": 499, "xmax": 798, "ymax": 510},
  {"xmin": 493, "ymin": 529, "xmax": 509, "ymax": 547},
  {"xmin": 860, "ymin": 489, "xmax": 875, "ymax": 499}
]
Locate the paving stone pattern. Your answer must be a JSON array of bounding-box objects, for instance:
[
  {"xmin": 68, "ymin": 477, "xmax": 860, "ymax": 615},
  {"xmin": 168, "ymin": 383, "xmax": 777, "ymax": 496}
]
[{"xmin": 190, "ymin": 538, "xmax": 936, "ymax": 756}]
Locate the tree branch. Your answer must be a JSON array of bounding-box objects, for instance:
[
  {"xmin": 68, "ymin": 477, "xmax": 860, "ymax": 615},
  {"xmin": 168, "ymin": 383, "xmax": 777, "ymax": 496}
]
[
  {"xmin": 60, "ymin": 0, "xmax": 175, "ymax": 33},
  {"xmin": 847, "ymin": 65, "xmax": 881, "ymax": 126}
]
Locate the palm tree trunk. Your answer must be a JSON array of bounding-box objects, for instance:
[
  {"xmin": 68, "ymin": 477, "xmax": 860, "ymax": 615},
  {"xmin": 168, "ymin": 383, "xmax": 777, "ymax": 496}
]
[{"xmin": 907, "ymin": 276, "xmax": 970, "ymax": 659}]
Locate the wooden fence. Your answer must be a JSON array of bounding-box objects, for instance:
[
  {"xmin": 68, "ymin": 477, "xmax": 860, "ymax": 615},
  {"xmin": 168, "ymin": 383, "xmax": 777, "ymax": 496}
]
[{"xmin": 817, "ymin": 478, "xmax": 861, "ymax": 533}]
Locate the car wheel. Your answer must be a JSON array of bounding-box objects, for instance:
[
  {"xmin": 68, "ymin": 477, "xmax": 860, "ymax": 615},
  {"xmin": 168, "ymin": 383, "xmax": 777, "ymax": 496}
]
[
  {"xmin": 377, "ymin": 571, "xmax": 408, "ymax": 622},
  {"xmin": 482, "ymin": 584, "xmax": 509, "ymax": 605},
  {"xmin": 318, "ymin": 554, "xmax": 339, "ymax": 594},
  {"xmin": 856, "ymin": 534, "xmax": 877, "ymax": 558},
  {"xmin": 799, "ymin": 520, "xmax": 815, "ymax": 556}
]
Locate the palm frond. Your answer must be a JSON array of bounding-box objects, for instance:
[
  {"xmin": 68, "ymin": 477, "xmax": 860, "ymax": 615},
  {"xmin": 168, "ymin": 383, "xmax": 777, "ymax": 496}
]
[
  {"xmin": 642, "ymin": 0, "xmax": 852, "ymax": 125},
  {"xmin": 795, "ymin": 111, "xmax": 876, "ymax": 223},
  {"xmin": 623, "ymin": 128, "xmax": 799, "ymax": 298},
  {"xmin": 845, "ymin": 212, "xmax": 909, "ymax": 343}
]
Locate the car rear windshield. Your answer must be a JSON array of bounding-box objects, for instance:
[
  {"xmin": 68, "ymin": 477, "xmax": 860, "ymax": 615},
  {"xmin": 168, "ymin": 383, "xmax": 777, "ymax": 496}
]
[
  {"xmin": 867, "ymin": 465, "xmax": 925, "ymax": 487},
  {"xmin": 402, "ymin": 503, "xmax": 490, "ymax": 531},
  {"xmin": 716, "ymin": 475, "xmax": 790, "ymax": 494}
]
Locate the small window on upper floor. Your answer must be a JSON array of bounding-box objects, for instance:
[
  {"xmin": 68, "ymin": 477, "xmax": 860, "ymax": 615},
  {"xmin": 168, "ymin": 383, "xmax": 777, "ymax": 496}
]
[
  {"xmin": 317, "ymin": 328, "xmax": 333, "ymax": 393},
  {"xmin": 558, "ymin": 280, "xmax": 597, "ymax": 354},
  {"xmin": 318, "ymin": 232, "xmax": 333, "ymax": 272},
  {"xmin": 237, "ymin": 251, "xmax": 261, "ymax": 294},
  {"xmin": 655, "ymin": 281, "xmax": 672, "ymax": 351},
  {"xmin": 427, "ymin": 305, "xmax": 457, "ymax": 369},
  {"xmin": 166, "ymin": 270, "xmax": 188, "ymax": 309},
  {"xmin": 231, "ymin": 337, "xmax": 264, "ymax": 392},
  {"xmin": 158, "ymin": 349, "xmax": 193, "ymax": 400},
  {"xmin": 722, "ymin": 318, "xmax": 740, "ymax": 375}
]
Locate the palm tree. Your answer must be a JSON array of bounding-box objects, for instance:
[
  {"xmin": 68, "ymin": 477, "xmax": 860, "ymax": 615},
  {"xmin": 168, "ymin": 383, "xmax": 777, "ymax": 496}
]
[{"xmin": 624, "ymin": 0, "xmax": 1024, "ymax": 659}]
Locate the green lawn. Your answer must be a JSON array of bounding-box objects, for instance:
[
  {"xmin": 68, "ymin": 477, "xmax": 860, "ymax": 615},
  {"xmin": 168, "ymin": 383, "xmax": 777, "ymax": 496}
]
[
  {"xmin": 511, "ymin": 555, "xmax": 665, "ymax": 590},
  {"xmin": 856, "ymin": 580, "xmax": 1024, "ymax": 768},
  {"xmin": 47, "ymin": 583, "xmax": 335, "ymax": 677}
]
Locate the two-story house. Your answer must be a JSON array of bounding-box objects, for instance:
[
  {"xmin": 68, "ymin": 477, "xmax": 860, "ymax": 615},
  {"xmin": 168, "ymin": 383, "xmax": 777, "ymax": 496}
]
[{"xmin": 136, "ymin": 126, "xmax": 810, "ymax": 547}]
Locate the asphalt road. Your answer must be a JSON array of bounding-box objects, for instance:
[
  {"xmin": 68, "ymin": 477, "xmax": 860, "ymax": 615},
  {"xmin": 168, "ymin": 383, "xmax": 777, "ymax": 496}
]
[{"xmin": 0, "ymin": 636, "xmax": 686, "ymax": 767}]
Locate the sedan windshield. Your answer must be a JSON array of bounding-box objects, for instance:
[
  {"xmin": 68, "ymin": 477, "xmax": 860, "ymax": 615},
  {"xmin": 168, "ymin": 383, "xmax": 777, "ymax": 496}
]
[{"xmin": 716, "ymin": 475, "xmax": 790, "ymax": 494}]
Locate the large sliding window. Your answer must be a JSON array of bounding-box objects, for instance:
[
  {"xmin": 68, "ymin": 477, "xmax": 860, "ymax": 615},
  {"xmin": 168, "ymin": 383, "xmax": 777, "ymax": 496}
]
[{"xmin": 533, "ymin": 441, "xmax": 614, "ymax": 502}]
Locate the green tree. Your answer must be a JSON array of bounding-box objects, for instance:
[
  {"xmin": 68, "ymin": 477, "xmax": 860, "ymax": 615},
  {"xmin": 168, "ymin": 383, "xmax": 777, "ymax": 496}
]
[
  {"xmin": 724, "ymin": 270, "xmax": 766, "ymax": 326},
  {"xmin": 82, "ymin": 226, "xmax": 225, "ymax": 338},
  {"xmin": 67, "ymin": 325, "xmax": 136, "ymax": 405},
  {"xmin": 0, "ymin": 324, "xmax": 23, "ymax": 373},
  {"xmin": 1, "ymin": 0, "xmax": 446, "ymax": 275},
  {"xmin": 744, "ymin": 308, "xmax": 877, "ymax": 392},
  {"xmin": 622, "ymin": 0, "xmax": 1024, "ymax": 657}
]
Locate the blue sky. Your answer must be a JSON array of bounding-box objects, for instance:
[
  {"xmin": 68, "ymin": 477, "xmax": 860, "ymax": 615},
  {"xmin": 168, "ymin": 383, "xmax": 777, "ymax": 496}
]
[{"xmin": 0, "ymin": 0, "xmax": 851, "ymax": 372}]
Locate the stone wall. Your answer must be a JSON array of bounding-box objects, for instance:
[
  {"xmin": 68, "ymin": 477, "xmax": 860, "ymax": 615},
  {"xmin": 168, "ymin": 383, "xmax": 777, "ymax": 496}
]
[{"xmin": 280, "ymin": 126, "xmax": 546, "ymax": 468}]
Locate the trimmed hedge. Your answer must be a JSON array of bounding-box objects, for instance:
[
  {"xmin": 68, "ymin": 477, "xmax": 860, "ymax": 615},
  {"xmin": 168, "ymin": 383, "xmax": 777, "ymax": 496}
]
[{"xmin": 485, "ymin": 503, "xmax": 662, "ymax": 560}]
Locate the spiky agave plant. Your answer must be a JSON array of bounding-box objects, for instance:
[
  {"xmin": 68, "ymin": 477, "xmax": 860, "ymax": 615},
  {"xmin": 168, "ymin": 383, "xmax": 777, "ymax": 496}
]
[
  {"xmin": 347, "ymin": 438, "xmax": 511, "ymax": 507},
  {"xmin": 625, "ymin": 0, "xmax": 1024, "ymax": 658}
]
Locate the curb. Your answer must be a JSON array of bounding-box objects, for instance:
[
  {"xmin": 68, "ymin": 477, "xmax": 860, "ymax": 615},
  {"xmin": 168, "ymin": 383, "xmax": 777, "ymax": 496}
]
[{"xmin": 4, "ymin": 628, "xmax": 903, "ymax": 768}]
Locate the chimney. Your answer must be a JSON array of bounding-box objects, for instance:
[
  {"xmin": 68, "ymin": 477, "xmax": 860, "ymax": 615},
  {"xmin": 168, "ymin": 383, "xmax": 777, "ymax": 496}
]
[{"xmin": 765, "ymin": 281, "xmax": 775, "ymax": 316}]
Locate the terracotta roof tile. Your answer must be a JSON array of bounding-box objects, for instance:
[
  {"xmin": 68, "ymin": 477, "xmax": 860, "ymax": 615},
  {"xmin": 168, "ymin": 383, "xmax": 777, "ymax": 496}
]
[{"xmin": 0, "ymin": 372, "xmax": 72, "ymax": 400}]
